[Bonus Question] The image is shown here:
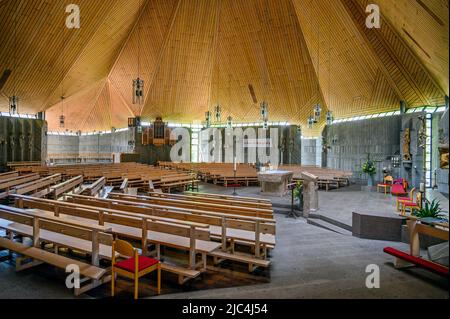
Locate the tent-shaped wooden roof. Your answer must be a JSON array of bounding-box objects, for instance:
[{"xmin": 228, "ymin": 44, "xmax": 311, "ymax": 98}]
[{"xmin": 0, "ymin": 0, "xmax": 448, "ymax": 136}]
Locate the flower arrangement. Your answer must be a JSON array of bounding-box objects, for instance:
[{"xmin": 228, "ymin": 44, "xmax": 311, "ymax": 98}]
[{"xmin": 362, "ymin": 160, "xmax": 376, "ymax": 176}]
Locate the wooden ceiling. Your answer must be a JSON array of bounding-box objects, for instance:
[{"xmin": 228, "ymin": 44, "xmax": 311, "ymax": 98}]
[{"xmin": 0, "ymin": 0, "xmax": 448, "ymax": 136}]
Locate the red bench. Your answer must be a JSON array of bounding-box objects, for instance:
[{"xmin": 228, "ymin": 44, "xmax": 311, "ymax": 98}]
[{"xmin": 383, "ymin": 247, "xmax": 449, "ymax": 278}]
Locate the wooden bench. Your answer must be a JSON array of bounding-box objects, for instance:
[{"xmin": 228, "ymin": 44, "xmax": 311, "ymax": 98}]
[
  {"xmin": 68, "ymin": 194, "xmax": 275, "ymax": 271},
  {"xmin": 13, "ymin": 195, "xmax": 221, "ymax": 284},
  {"xmin": 184, "ymin": 191, "xmax": 272, "ymax": 205},
  {"xmin": 384, "ymin": 219, "xmax": 449, "ymax": 278},
  {"xmin": 81, "ymin": 177, "xmax": 106, "ymax": 197},
  {"xmin": 317, "ymin": 178, "xmax": 340, "ymax": 191},
  {"xmin": 210, "ymin": 250, "xmax": 271, "ymax": 273},
  {"xmin": 0, "ymin": 205, "xmax": 113, "ymax": 295},
  {"xmin": 150, "ymin": 191, "xmax": 273, "ymax": 209},
  {"xmin": 12, "ymin": 174, "xmax": 62, "ymax": 198},
  {"xmin": 110, "ymin": 193, "xmax": 274, "ymax": 219},
  {"xmin": 0, "ymin": 171, "xmax": 19, "ymax": 181},
  {"xmin": 0, "ymin": 174, "xmax": 41, "ymax": 199},
  {"xmin": 50, "ymin": 175, "xmax": 84, "ymax": 199}
]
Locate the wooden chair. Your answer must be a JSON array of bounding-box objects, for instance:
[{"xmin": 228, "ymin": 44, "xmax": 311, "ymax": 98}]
[
  {"xmin": 377, "ymin": 175, "xmax": 393, "ymax": 194},
  {"xmin": 396, "ymin": 187, "xmax": 416, "ymax": 211},
  {"xmin": 401, "ymin": 192, "xmax": 422, "ymax": 216},
  {"xmin": 111, "ymin": 239, "xmax": 161, "ymax": 299}
]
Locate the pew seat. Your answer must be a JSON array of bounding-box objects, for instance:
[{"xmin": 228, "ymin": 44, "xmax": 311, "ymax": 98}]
[
  {"xmin": 210, "ymin": 250, "xmax": 271, "ymax": 273},
  {"xmin": 0, "ymin": 221, "xmax": 116, "ymax": 260},
  {"xmin": 0, "ymin": 237, "xmax": 106, "ymax": 281},
  {"xmin": 209, "ymin": 226, "xmax": 276, "ymax": 247}
]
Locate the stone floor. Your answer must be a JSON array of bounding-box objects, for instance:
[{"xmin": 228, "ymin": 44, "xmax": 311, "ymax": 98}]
[{"xmin": 0, "ymin": 183, "xmax": 448, "ymax": 299}]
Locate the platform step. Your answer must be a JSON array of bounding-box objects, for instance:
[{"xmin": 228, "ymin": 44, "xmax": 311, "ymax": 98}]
[{"xmin": 307, "ymin": 218, "xmax": 352, "ymax": 236}]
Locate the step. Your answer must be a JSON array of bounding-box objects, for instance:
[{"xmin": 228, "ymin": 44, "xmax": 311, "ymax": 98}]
[{"xmin": 307, "ymin": 218, "xmax": 352, "ymax": 236}]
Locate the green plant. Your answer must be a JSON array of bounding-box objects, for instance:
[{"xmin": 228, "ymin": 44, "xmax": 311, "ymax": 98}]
[
  {"xmin": 362, "ymin": 161, "xmax": 376, "ymax": 176},
  {"xmin": 412, "ymin": 199, "xmax": 448, "ymax": 221},
  {"xmin": 293, "ymin": 181, "xmax": 303, "ymax": 202}
]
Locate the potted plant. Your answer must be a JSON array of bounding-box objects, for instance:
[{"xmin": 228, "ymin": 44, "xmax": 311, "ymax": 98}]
[
  {"xmin": 362, "ymin": 158, "xmax": 376, "ymax": 187},
  {"xmin": 412, "ymin": 199, "xmax": 448, "ymax": 223},
  {"xmin": 293, "ymin": 181, "xmax": 303, "ymax": 210}
]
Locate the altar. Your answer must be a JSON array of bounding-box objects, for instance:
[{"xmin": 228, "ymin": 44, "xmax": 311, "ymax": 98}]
[{"xmin": 258, "ymin": 170, "xmax": 293, "ymax": 197}]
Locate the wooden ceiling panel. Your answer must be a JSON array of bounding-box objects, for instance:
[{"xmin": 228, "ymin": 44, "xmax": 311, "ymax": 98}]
[
  {"xmin": 1, "ymin": 0, "xmax": 447, "ymax": 135},
  {"xmin": 0, "ymin": 0, "xmax": 118, "ymax": 114},
  {"xmin": 368, "ymin": 0, "xmax": 449, "ymax": 96}
]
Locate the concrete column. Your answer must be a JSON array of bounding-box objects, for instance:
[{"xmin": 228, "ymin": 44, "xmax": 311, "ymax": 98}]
[{"xmin": 301, "ymin": 172, "xmax": 319, "ymax": 218}]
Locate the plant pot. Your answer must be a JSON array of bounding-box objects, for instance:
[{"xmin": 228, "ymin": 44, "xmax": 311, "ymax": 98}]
[{"xmin": 367, "ymin": 175, "xmax": 375, "ymax": 187}]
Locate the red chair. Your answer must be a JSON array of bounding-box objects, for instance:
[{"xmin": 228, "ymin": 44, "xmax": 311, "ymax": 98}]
[
  {"xmin": 400, "ymin": 193, "xmax": 422, "ymax": 216},
  {"xmin": 111, "ymin": 239, "xmax": 161, "ymax": 299},
  {"xmin": 396, "ymin": 187, "xmax": 416, "ymax": 211}
]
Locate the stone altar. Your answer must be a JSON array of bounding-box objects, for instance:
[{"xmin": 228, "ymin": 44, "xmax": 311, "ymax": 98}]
[
  {"xmin": 258, "ymin": 170, "xmax": 293, "ymax": 197},
  {"xmin": 301, "ymin": 172, "xmax": 319, "ymax": 218}
]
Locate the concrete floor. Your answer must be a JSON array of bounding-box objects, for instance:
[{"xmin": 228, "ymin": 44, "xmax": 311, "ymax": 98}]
[{"xmin": 0, "ymin": 183, "xmax": 448, "ymax": 299}]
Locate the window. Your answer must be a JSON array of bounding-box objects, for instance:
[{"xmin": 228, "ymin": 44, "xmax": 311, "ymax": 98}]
[
  {"xmin": 191, "ymin": 129, "xmax": 200, "ymax": 163},
  {"xmin": 425, "ymin": 113, "xmax": 433, "ymax": 188}
]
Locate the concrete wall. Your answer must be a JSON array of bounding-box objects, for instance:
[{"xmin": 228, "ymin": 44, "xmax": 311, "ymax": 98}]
[
  {"xmin": 46, "ymin": 130, "xmax": 132, "ymax": 163},
  {"xmin": 0, "ymin": 117, "xmax": 46, "ymax": 170},
  {"xmin": 301, "ymin": 138, "xmax": 321, "ymax": 166},
  {"xmin": 47, "ymin": 134, "xmax": 79, "ymax": 159},
  {"xmin": 323, "ymin": 116, "xmax": 402, "ymax": 183},
  {"xmin": 198, "ymin": 125, "xmax": 301, "ymax": 166}
]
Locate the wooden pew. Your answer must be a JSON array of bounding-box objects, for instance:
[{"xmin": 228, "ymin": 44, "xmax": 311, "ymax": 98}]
[
  {"xmin": 384, "ymin": 219, "xmax": 449, "ymax": 278},
  {"xmin": 81, "ymin": 177, "xmax": 106, "ymax": 197},
  {"xmin": 183, "ymin": 191, "xmax": 272, "ymax": 205},
  {"xmin": 0, "ymin": 174, "xmax": 41, "ymax": 199},
  {"xmin": 0, "ymin": 205, "xmax": 113, "ymax": 295},
  {"xmin": 69, "ymin": 193, "xmax": 275, "ymax": 271},
  {"xmin": 50, "ymin": 175, "xmax": 84, "ymax": 199},
  {"xmin": 12, "ymin": 174, "xmax": 62, "ymax": 198},
  {"xmin": 109, "ymin": 193, "xmax": 274, "ymax": 219},
  {"xmin": 149, "ymin": 191, "xmax": 273, "ymax": 209},
  {"xmin": 13, "ymin": 195, "xmax": 221, "ymax": 284},
  {"xmin": 0, "ymin": 171, "xmax": 19, "ymax": 181}
]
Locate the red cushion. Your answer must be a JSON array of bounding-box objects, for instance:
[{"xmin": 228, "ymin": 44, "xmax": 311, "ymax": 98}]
[
  {"xmin": 384, "ymin": 247, "xmax": 449, "ymax": 277},
  {"xmin": 391, "ymin": 184, "xmax": 406, "ymax": 195},
  {"xmin": 397, "ymin": 197, "xmax": 412, "ymax": 203},
  {"xmin": 402, "ymin": 202, "xmax": 418, "ymax": 206},
  {"xmin": 115, "ymin": 256, "xmax": 159, "ymax": 273}
]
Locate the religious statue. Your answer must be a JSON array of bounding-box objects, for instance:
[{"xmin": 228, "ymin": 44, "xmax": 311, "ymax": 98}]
[
  {"xmin": 403, "ymin": 128, "xmax": 412, "ymax": 161},
  {"xmin": 439, "ymin": 144, "xmax": 449, "ymax": 169}
]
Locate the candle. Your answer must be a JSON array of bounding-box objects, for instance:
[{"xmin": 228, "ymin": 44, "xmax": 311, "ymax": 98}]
[{"xmin": 420, "ymin": 183, "xmax": 425, "ymax": 193}]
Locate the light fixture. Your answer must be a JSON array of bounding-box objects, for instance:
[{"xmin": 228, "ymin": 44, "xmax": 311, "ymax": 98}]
[
  {"xmin": 260, "ymin": 101, "xmax": 268, "ymax": 121},
  {"xmin": 9, "ymin": 5, "xmax": 19, "ymax": 115},
  {"xmin": 263, "ymin": 119, "xmax": 269, "ymax": 130},
  {"xmin": 205, "ymin": 111, "xmax": 211, "ymax": 128},
  {"xmin": 59, "ymin": 96, "xmax": 65, "ymax": 128},
  {"xmin": 314, "ymin": 103, "xmax": 322, "ymax": 121},
  {"xmin": 132, "ymin": 0, "xmax": 144, "ymax": 105},
  {"xmin": 307, "ymin": 116, "xmax": 315, "ymax": 129},
  {"xmin": 215, "ymin": 105, "xmax": 221, "ymax": 123},
  {"xmin": 227, "ymin": 115, "xmax": 233, "ymax": 128},
  {"xmin": 9, "ymin": 96, "xmax": 18, "ymax": 114},
  {"xmin": 132, "ymin": 78, "xmax": 144, "ymax": 105},
  {"xmin": 326, "ymin": 111, "xmax": 334, "ymax": 125},
  {"xmin": 59, "ymin": 115, "xmax": 65, "ymax": 128}
]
